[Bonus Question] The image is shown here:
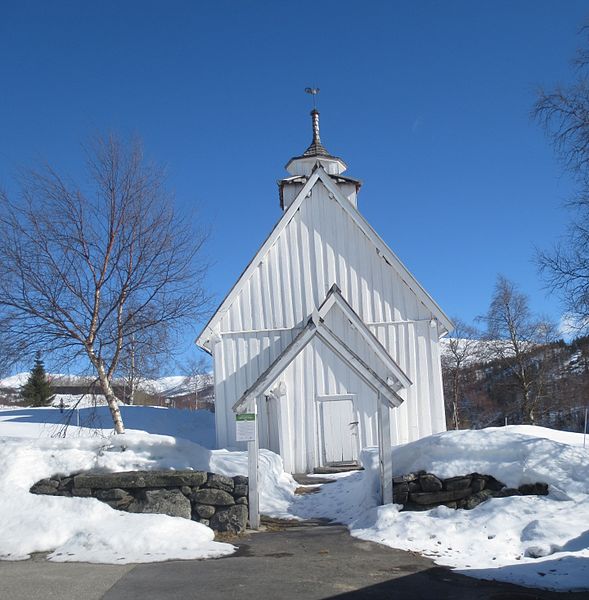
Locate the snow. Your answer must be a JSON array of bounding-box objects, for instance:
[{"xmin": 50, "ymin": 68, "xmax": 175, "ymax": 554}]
[
  {"xmin": 0, "ymin": 405, "xmax": 294, "ymax": 564},
  {"xmin": 209, "ymin": 449, "xmax": 297, "ymax": 515},
  {"xmin": 0, "ymin": 372, "xmax": 30, "ymax": 388},
  {"xmin": 140, "ymin": 374, "xmax": 213, "ymax": 397},
  {"xmin": 0, "ymin": 432, "xmax": 234, "ymax": 563},
  {"xmin": 0, "ymin": 405, "xmax": 217, "ymax": 448},
  {"xmin": 283, "ymin": 427, "xmax": 589, "ymax": 592},
  {"xmin": 50, "ymin": 393, "xmax": 111, "ymax": 409},
  {"xmin": 0, "ymin": 372, "xmax": 86, "ymax": 388},
  {"xmin": 1, "ymin": 402, "xmax": 588, "ymax": 591},
  {"xmin": 142, "ymin": 375, "xmax": 187, "ymax": 394}
]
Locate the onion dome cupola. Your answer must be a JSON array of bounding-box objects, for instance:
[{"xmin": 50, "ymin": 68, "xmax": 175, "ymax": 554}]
[{"xmin": 279, "ymin": 107, "xmax": 362, "ymax": 211}]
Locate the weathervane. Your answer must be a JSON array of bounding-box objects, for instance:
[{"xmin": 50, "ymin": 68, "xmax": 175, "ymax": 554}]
[{"xmin": 305, "ymin": 87, "xmax": 320, "ymax": 109}]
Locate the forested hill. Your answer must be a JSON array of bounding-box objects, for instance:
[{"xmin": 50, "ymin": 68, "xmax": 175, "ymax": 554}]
[{"xmin": 442, "ymin": 335, "xmax": 589, "ymax": 431}]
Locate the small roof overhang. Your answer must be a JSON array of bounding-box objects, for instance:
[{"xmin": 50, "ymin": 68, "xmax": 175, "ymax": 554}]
[{"xmin": 233, "ymin": 286, "xmax": 410, "ymax": 412}]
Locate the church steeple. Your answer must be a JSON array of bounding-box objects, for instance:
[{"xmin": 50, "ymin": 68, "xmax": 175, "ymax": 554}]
[
  {"xmin": 303, "ymin": 109, "xmax": 331, "ymax": 158},
  {"xmin": 279, "ymin": 99, "xmax": 362, "ymax": 211},
  {"xmin": 285, "ymin": 108, "xmax": 347, "ymax": 177}
]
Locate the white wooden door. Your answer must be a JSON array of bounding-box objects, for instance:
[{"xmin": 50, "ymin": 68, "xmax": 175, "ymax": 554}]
[{"xmin": 319, "ymin": 397, "xmax": 358, "ymax": 464}]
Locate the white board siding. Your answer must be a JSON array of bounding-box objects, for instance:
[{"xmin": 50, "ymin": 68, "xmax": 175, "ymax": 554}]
[{"xmin": 211, "ymin": 179, "xmax": 446, "ymax": 471}]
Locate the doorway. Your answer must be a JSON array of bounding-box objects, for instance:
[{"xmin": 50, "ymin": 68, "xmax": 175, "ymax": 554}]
[{"xmin": 317, "ymin": 395, "xmax": 359, "ymax": 465}]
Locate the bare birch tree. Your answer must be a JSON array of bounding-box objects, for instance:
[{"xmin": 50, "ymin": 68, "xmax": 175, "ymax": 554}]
[
  {"xmin": 481, "ymin": 275, "xmax": 556, "ymax": 424},
  {"xmin": 441, "ymin": 318, "xmax": 480, "ymax": 430},
  {"xmin": 534, "ymin": 28, "xmax": 589, "ymax": 332},
  {"xmin": 181, "ymin": 356, "xmax": 210, "ymax": 410},
  {"xmin": 116, "ymin": 313, "xmax": 170, "ymax": 405},
  {"xmin": 0, "ymin": 134, "xmax": 209, "ymax": 433}
]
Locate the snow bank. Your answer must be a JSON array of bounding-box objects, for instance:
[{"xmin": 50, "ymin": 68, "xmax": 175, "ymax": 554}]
[
  {"xmin": 319, "ymin": 427, "xmax": 589, "ymax": 592},
  {"xmin": 2, "ymin": 403, "xmax": 587, "ymax": 591},
  {"xmin": 387, "ymin": 427, "xmax": 589, "ymax": 497},
  {"xmin": 210, "ymin": 449, "xmax": 297, "ymax": 516},
  {"xmin": 0, "ymin": 405, "xmax": 297, "ymax": 564},
  {"xmin": 0, "ymin": 432, "xmax": 234, "ymax": 563}
]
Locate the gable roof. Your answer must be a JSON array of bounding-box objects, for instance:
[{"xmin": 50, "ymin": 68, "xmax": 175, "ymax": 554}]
[
  {"xmin": 318, "ymin": 285, "xmax": 412, "ymax": 390},
  {"xmin": 196, "ymin": 165, "xmax": 453, "ymax": 350},
  {"xmin": 233, "ymin": 286, "xmax": 409, "ymax": 412}
]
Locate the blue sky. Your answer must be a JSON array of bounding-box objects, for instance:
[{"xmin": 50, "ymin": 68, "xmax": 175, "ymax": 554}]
[{"xmin": 1, "ymin": 1, "xmax": 588, "ymax": 370}]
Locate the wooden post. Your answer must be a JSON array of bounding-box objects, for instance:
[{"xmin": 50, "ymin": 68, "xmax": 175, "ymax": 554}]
[
  {"xmin": 248, "ymin": 400, "xmax": 260, "ymax": 529},
  {"xmin": 377, "ymin": 393, "xmax": 393, "ymax": 504}
]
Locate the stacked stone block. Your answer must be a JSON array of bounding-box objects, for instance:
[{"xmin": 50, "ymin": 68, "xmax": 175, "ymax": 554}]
[
  {"xmin": 392, "ymin": 471, "xmax": 548, "ymax": 511},
  {"xmin": 30, "ymin": 470, "xmax": 249, "ymax": 534}
]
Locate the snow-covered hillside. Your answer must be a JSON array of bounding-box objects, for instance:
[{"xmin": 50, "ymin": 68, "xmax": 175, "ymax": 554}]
[
  {"xmin": 440, "ymin": 336, "xmax": 514, "ymax": 365},
  {"xmin": 0, "ymin": 372, "xmax": 213, "ymax": 403},
  {"xmin": 140, "ymin": 374, "xmax": 213, "ymax": 397},
  {"xmin": 0, "ymin": 373, "xmax": 31, "ymax": 388}
]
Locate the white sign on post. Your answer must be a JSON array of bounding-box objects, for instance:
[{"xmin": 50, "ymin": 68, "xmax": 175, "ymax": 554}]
[{"xmin": 236, "ymin": 413, "xmax": 256, "ymax": 442}]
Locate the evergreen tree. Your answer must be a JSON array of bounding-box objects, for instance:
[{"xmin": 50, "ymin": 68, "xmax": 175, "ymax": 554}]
[{"xmin": 21, "ymin": 353, "xmax": 54, "ymax": 407}]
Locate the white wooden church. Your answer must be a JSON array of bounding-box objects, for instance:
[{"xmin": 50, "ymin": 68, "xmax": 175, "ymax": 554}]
[{"xmin": 196, "ymin": 108, "xmax": 452, "ymax": 477}]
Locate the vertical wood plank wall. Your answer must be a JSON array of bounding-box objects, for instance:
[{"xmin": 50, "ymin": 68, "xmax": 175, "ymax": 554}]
[{"xmin": 213, "ymin": 181, "xmax": 446, "ymax": 473}]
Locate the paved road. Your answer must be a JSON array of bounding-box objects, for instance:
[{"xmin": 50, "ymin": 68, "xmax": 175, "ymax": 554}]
[{"xmin": 0, "ymin": 525, "xmax": 585, "ymax": 600}]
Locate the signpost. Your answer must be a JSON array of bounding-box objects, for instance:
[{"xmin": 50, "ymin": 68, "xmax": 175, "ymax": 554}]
[
  {"xmin": 236, "ymin": 413, "xmax": 256, "ymax": 442},
  {"xmin": 236, "ymin": 410, "xmax": 259, "ymax": 529}
]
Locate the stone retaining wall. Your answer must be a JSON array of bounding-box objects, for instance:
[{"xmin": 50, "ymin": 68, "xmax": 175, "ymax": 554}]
[
  {"xmin": 30, "ymin": 470, "xmax": 249, "ymax": 534},
  {"xmin": 393, "ymin": 471, "xmax": 548, "ymax": 510}
]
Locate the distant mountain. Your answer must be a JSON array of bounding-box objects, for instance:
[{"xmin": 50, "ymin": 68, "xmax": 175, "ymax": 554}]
[
  {"xmin": 139, "ymin": 374, "xmax": 213, "ymax": 398},
  {"xmin": 0, "ymin": 372, "xmax": 214, "ymax": 409}
]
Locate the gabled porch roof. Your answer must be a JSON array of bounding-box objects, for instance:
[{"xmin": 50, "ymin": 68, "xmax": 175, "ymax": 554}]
[{"xmin": 233, "ymin": 286, "xmax": 411, "ymax": 412}]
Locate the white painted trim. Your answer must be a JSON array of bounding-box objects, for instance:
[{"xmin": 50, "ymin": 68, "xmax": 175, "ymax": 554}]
[
  {"xmin": 316, "ymin": 325, "xmax": 403, "ymax": 408},
  {"xmin": 233, "ymin": 319, "xmax": 317, "ymax": 411},
  {"xmin": 220, "ymin": 326, "xmax": 299, "ymax": 336},
  {"xmin": 247, "ymin": 400, "xmax": 260, "ymax": 529},
  {"xmin": 365, "ymin": 318, "xmax": 440, "ymax": 326},
  {"xmin": 377, "ymin": 393, "xmax": 393, "ymax": 504},
  {"xmin": 316, "ymin": 394, "xmax": 356, "ymax": 403}
]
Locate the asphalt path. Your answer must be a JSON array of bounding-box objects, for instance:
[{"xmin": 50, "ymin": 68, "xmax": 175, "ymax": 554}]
[{"xmin": 1, "ymin": 525, "xmax": 586, "ymax": 600}]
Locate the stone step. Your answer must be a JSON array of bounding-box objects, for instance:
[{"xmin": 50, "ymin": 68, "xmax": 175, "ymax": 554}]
[
  {"xmin": 313, "ymin": 464, "xmax": 363, "ymax": 474},
  {"xmin": 294, "ymin": 486, "xmax": 321, "ymax": 495},
  {"xmin": 261, "ymin": 516, "xmax": 331, "ymax": 529},
  {"xmin": 292, "ymin": 474, "xmax": 336, "ymax": 485}
]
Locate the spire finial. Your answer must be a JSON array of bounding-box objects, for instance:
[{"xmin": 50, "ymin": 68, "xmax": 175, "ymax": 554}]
[
  {"xmin": 304, "ymin": 87, "xmax": 323, "ymax": 149},
  {"xmin": 311, "ymin": 108, "xmax": 321, "ymax": 145},
  {"xmin": 305, "ymin": 86, "xmax": 320, "ymax": 109}
]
